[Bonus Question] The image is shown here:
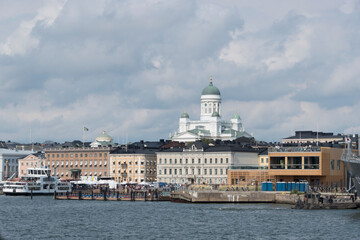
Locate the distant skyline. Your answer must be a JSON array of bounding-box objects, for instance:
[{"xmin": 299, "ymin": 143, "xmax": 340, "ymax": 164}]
[{"xmin": 1, "ymin": 0, "xmax": 360, "ymax": 143}]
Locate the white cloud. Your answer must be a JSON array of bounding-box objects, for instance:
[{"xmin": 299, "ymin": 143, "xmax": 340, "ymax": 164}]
[
  {"xmin": 264, "ymin": 25, "xmax": 312, "ymax": 71},
  {"xmin": 0, "ymin": 0, "xmax": 67, "ymax": 56}
]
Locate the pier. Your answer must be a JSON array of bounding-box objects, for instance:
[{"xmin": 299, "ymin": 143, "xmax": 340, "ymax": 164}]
[{"xmin": 54, "ymin": 188, "xmax": 169, "ymax": 201}]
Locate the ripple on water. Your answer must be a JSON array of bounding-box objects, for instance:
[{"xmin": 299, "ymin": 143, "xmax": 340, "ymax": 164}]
[{"xmin": 1, "ymin": 195, "xmax": 360, "ymax": 240}]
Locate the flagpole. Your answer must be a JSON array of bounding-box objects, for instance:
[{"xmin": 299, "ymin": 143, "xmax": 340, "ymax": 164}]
[{"xmin": 83, "ymin": 128, "xmax": 85, "ymax": 149}]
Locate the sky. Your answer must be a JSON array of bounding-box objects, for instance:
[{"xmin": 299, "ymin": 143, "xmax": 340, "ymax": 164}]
[{"xmin": 0, "ymin": 0, "xmax": 360, "ymax": 143}]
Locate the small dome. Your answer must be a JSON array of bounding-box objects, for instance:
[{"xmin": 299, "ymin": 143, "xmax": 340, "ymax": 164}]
[
  {"xmin": 95, "ymin": 131, "xmax": 113, "ymax": 142},
  {"xmin": 232, "ymin": 113, "xmax": 241, "ymax": 120},
  {"xmin": 181, "ymin": 112, "xmax": 189, "ymax": 118},
  {"xmin": 201, "ymin": 76, "xmax": 220, "ymax": 96},
  {"xmin": 212, "ymin": 111, "xmax": 220, "ymax": 117}
]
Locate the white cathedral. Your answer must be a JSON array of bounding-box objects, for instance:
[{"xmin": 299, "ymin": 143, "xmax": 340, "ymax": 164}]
[{"xmin": 170, "ymin": 76, "xmax": 253, "ymax": 142}]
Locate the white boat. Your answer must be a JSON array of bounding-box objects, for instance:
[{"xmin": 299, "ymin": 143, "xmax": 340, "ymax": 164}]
[{"xmin": 3, "ymin": 168, "xmax": 71, "ymax": 196}]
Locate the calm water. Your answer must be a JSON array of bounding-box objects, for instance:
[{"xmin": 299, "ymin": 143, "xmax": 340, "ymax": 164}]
[{"xmin": 0, "ymin": 195, "xmax": 360, "ymax": 240}]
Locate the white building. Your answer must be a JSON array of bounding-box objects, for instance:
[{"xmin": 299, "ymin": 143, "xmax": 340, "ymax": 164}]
[
  {"xmin": 156, "ymin": 142, "xmax": 259, "ymax": 184},
  {"xmin": 0, "ymin": 149, "xmax": 34, "ymax": 180},
  {"xmin": 170, "ymin": 76, "xmax": 252, "ymax": 142}
]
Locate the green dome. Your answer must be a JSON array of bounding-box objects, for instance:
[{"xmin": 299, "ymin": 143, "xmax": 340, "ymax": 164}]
[
  {"xmin": 181, "ymin": 112, "xmax": 189, "ymax": 118},
  {"xmin": 232, "ymin": 113, "xmax": 241, "ymax": 120},
  {"xmin": 201, "ymin": 82, "xmax": 221, "ymax": 96},
  {"xmin": 96, "ymin": 131, "xmax": 113, "ymax": 142},
  {"xmin": 212, "ymin": 111, "xmax": 220, "ymax": 117}
]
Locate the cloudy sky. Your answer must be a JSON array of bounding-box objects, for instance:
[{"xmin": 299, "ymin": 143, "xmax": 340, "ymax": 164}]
[{"xmin": 0, "ymin": 0, "xmax": 360, "ymax": 143}]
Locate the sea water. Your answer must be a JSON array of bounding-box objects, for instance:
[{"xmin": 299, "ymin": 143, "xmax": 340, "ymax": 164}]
[{"xmin": 0, "ymin": 195, "xmax": 359, "ymax": 240}]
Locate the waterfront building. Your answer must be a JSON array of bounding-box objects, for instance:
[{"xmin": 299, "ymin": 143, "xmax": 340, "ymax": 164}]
[
  {"xmin": 44, "ymin": 147, "xmax": 110, "ymax": 179},
  {"xmin": 109, "ymin": 140, "xmax": 166, "ymax": 183},
  {"xmin": 170, "ymin": 76, "xmax": 252, "ymax": 142},
  {"xmin": 258, "ymin": 148, "xmax": 269, "ymax": 168},
  {"xmin": 156, "ymin": 141, "xmax": 259, "ymax": 184},
  {"xmin": 267, "ymin": 146, "xmax": 346, "ymax": 187},
  {"xmin": 110, "ymin": 149, "xmax": 157, "ymax": 183},
  {"xmin": 0, "ymin": 149, "xmax": 34, "ymax": 180},
  {"xmin": 18, "ymin": 152, "xmax": 45, "ymax": 178},
  {"xmin": 227, "ymin": 145, "xmax": 346, "ymax": 188},
  {"xmin": 90, "ymin": 131, "xmax": 116, "ymax": 148},
  {"xmin": 282, "ymin": 131, "xmax": 346, "ymax": 144}
]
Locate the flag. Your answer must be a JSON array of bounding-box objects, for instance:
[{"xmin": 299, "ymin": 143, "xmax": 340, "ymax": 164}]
[{"xmin": 84, "ymin": 127, "xmax": 89, "ymax": 131}]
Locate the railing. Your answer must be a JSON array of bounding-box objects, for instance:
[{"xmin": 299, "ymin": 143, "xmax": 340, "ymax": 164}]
[
  {"xmin": 269, "ymin": 146, "xmax": 321, "ymax": 153},
  {"xmin": 270, "ymin": 164, "xmax": 285, "ymax": 169},
  {"xmin": 287, "ymin": 164, "xmax": 302, "ymax": 169},
  {"xmin": 270, "ymin": 164, "xmax": 320, "ymax": 169},
  {"xmin": 304, "ymin": 164, "xmax": 319, "ymax": 169},
  {"xmin": 229, "ymin": 166, "xmax": 268, "ymax": 170}
]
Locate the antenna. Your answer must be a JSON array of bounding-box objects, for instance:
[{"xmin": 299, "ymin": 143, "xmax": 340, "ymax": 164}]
[
  {"xmin": 316, "ymin": 122, "xmax": 319, "ymax": 147},
  {"xmin": 126, "ymin": 133, "xmax": 128, "ymax": 152}
]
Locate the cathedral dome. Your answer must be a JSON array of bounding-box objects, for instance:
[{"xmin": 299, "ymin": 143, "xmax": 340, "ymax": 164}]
[
  {"xmin": 181, "ymin": 111, "xmax": 189, "ymax": 118},
  {"xmin": 95, "ymin": 131, "xmax": 113, "ymax": 142},
  {"xmin": 232, "ymin": 113, "xmax": 241, "ymax": 120},
  {"xmin": 201, "ymin": 76, "xmax": 220, "ymax": 96}
]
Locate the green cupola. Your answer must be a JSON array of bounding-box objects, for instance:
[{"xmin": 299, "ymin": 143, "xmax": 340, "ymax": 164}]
[{"xmin": 201, "ymin": 75, "xmax": 221, "ymax": 96}]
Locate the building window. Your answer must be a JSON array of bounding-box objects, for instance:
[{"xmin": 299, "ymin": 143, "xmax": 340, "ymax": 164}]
[
  {"xmin": 175, "ymin": 159, "xmax": 177, "ymax": 164},
  {"xmin": 198, "ymin": 158, "xmax": 201, "ymax": 164},
  {"xmin": 220, "ymin": 169, "xmax": 223, "ymax": 175},
  {"xmin": 191, "ymin": 169, "xmax": 194, "ymax": 174},
  {"xmin": 185, "ymin": 169, "xmax": 188, "ymax": 175},
  {"xmin": 209, "ymin": 169, "xmax": 212, "ymax": 175},
  {"xmin": 210, "ymin": 158, "xmax": 212, "ymax": 164},
  {"xmin": 215, "ymin": 158, "xmax": 217, "ymax": 164},
  {"xmin": 180, "ymin": 158, "xmax": 182, "ymax": 164},
  {"xmin": 159, "ymin": 158, "xmax": 161, "ymax": 164},
  {"xmin": 215, "ymin": 169, "xmax": 218, "ymax": 175},
  {"xmin": 198, "ymin": 168, "xmax": 201, "ymax": 175},
  {"xmin": 186, "ymin": 159, "xmax": 188, "ymax": 164},
  {"xmin": 337, "ymin": 160, "xmax": 341, "ymax": 170},
  {"xmin": 261, "ymin": 158, "xmax": 264, "ymax": 163},
  {"xmin": 204, "ymin": 169, "xmax": 207, "ymax": 175},
  {"xmin": 204, "ymin": 158, "xmax": 207, "ymax": 164},
  {"xmin": 164, "ymin": 169, "xmax": 167, "ymax": 175},
  {"xmin": 331, "ymin": 160, "xmax": 334, "ymax": 170},
  {"xmin": 179, "ymin": 169, "xmax": 182, "ymax": 175},
  {"xmin": 169, "ymin": 169, "xmax": 172, "ymax": 175},
  {"xmin": 169, "ymin": 159, "xmax": 172, "ymax": 164},
  {"xmin": 192, "ymin": 159, "xmax": 194, "ymax": 164},
  {"xmin": 220, "ymin": 158, "xmax": 223, "ymax": 164},
  {"xmin": 175, "ymin": 169, "xmax": 177, "ymax": 175},
  {"xmin": 226, "ymin": 158, "xmax": 229, "ymax": 164},
  {"xmin": 164, "ymin": 158, "xmax": 167, "ymax": 164}
]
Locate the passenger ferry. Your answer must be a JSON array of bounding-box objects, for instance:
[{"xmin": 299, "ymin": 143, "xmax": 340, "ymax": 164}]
[{"xmin": 3, "ymin": 168, "xmax": 71, "ymax": 196}]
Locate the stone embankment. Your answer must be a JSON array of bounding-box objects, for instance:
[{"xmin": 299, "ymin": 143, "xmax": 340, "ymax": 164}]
[{"xmin": 171, "ymin": 190, "xmax": 359, "ymax": 209}]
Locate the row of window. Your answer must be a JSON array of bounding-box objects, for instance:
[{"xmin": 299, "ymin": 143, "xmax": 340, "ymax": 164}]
[
  {"xmin": 260, "ymin": 158, "xmax": 269, "ymax": 164},
  {"xmin": 330, "ymin": 160, "xmax": 341, "ymax": 171},
  {"xmin": 111, "ymin": 161, "xmax": 156, "ymax": 166},
  {"xmin": 2, "ymin": 159, "xmax": 18, "ymax": 163},
  {"xmin": 159, "ymin": 157, "xmax": 229, "ymax": 165},
  {"xmin": 21, "ymin": 162, "xmax": 44, "ymax": 167},
  {"xmin": 54, "ymin": 171, "xmax": 106, "ymax": 177},
  {"xmin": 159, "ymin": 168, "xmax": 225, "ymax": 176},
  {"xmin": 47, "ymin": 153, "xmax": 108, "ymax": 159},
  {"xmin": 49, "ymin": 160, "xmax": 107, "ymax": 167},
  {"xmin": 112, "ymin": 169, "xmax": 156, "ymax": 174},
  {"xmin": 3, "ymin": 166, "xmax": 18, "ymax": 172}
]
